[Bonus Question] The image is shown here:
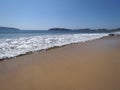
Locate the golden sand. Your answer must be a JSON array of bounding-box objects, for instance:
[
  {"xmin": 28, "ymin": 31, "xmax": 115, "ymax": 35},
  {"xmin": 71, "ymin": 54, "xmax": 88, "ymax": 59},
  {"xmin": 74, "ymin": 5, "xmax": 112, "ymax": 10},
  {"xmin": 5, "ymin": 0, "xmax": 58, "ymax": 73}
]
[{"xmin": 0, "ymin": 36, "xmax": 120, "ymax": 90}]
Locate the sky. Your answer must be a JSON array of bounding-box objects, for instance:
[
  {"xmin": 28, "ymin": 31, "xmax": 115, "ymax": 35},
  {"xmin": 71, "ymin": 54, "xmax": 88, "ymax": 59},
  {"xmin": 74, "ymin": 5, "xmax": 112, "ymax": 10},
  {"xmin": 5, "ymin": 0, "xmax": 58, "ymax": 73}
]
[{"xmin": 0, "ymin": 0, "xmax": 120, "ymax": 30}]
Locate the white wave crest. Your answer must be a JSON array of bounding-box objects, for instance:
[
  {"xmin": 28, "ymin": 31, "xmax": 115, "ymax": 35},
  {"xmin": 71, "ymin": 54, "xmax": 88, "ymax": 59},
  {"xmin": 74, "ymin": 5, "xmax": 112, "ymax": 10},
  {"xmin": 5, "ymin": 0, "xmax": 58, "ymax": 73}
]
[{"xmin": 0, "ymin": 34, "xmax": 108, "ymax": 59}]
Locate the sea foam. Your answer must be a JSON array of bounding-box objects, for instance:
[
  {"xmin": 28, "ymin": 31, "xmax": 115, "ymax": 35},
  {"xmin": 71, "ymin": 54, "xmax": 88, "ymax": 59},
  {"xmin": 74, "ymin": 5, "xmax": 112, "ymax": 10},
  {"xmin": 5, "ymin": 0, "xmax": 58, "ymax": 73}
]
[{"xmin": 0, "ymin": 33, "xmax": 108, "ymax": 59}]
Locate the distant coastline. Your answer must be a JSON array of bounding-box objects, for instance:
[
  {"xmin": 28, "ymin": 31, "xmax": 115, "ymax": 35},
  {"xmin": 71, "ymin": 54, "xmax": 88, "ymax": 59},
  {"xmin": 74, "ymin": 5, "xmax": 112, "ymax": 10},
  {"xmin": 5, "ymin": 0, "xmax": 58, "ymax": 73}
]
[
  {"xmin": 49, "ymin": 28, "xmax": 72, "ymax": 31},
  {"xmin": 0, "ymin": 26, "xmax": 20, "ymax": 32},
  {"xmin": 0, "ymin": 26, "xmax": 120, "ymax": 33},
  {"xmin": 49, "ymin": 28, "xmax": 120, "ymax": 33}
]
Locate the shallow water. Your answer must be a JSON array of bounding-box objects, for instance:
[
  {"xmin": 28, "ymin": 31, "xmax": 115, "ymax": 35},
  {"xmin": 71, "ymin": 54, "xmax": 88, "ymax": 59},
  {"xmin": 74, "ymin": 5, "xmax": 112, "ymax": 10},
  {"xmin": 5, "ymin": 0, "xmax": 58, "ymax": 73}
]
[{"xmin": 0, "ymin": 30, "xmax": 108, "ymax": 59}]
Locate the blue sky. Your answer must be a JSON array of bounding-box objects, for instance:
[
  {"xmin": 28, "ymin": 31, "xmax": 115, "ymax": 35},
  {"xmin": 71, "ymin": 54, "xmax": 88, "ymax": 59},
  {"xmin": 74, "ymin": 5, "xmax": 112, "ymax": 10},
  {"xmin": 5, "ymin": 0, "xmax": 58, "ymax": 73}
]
[{"xmin": 0, "ymin": 0, "xmax": 120, "ymax": 30}]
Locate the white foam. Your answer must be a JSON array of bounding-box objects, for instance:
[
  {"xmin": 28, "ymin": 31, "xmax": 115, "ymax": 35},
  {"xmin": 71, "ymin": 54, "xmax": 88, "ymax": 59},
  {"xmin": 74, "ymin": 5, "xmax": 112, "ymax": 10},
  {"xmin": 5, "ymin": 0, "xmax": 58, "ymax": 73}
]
[
  {"xmin": 113, "ymin": 31, "xmax": 120, "ymax": 35},
  {"xmin": 0, "ymin": 33, "xmax": 108, "ymax": 59}
]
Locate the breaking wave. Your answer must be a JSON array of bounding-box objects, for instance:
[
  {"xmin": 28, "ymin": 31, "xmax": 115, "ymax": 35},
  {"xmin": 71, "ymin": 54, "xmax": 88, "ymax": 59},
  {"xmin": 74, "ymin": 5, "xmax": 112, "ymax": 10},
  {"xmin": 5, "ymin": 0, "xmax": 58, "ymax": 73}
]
[{"xmin": 0, "ymin": 33, "xmax": 108, "ymax": 59}]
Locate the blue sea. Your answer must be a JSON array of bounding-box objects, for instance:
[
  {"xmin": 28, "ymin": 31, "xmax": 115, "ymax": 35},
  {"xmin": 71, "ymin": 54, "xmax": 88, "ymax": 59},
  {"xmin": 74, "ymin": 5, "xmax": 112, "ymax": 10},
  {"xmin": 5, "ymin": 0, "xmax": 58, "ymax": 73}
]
[{"xmin": 0, "ymin": 30, "xmax": 108, "ymax": 59}]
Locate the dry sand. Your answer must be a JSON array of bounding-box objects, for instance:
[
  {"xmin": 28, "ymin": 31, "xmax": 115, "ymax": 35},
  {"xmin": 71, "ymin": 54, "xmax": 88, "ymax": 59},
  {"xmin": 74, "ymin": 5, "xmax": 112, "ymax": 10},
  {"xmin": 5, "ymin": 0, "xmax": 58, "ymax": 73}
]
[{"xmin": 0, "ymin": 36, "xmax": 120, "ymax": 90}]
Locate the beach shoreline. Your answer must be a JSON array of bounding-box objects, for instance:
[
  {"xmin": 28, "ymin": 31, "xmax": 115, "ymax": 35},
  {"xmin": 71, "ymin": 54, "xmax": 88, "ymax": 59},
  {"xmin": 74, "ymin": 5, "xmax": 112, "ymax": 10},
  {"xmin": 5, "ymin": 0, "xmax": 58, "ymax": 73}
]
[
  {"xmin": 0, "ymin": 36, "xmax": 120, "ymax": 90},
  {"xmin": 0, "ymin": 33, "xmax": 108, "ymax": 60},
  {"xmin": 0, "ymin": 35, "xmax": 108, "ymax": 61}
]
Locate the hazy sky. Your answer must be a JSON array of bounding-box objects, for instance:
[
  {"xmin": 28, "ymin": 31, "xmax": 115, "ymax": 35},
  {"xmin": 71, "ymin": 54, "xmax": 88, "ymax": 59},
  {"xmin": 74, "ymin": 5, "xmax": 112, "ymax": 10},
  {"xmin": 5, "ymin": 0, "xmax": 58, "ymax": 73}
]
[{"xmin": 0, "ymin": 0, "xmax": 120, "ymax": 30}]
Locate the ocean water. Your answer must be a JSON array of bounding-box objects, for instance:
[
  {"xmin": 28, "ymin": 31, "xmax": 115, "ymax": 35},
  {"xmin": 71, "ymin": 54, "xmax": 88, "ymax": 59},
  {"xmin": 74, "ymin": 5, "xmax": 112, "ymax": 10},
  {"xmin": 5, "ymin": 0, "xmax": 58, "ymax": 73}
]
[{"xmin": 0, "ymin": 30, "xmax": 108, "ymax": 59}]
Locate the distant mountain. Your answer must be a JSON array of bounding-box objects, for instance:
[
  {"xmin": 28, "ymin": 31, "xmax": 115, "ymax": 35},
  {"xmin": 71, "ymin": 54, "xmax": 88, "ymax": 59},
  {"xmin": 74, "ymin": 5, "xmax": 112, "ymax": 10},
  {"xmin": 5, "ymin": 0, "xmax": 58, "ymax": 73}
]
[
  {"xmin": 0, "ymin": 26, "xmax": 20, "ymax": 32},
  {"xmin": 95, "ymin": 28, "xmax": 120, "ymax": 33},
  {"xmin": 74, "ymin": 29, "xmax": 96, "ymax": 33},
  {"xmin": 49, "ymin": 28, "xmax": 120, "ymax": 33},
  {"xmin": 49, "ymin": 28, "xmax": 72, "ymax": 31}
]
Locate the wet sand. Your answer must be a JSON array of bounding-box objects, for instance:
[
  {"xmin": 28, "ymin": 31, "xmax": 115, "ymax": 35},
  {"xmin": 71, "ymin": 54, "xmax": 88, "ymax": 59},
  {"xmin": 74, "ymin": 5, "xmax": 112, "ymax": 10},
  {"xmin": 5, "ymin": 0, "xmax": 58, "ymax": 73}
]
[{"xmin": 0, "ymin": 36, "xmax": 120, "ymax": 90}]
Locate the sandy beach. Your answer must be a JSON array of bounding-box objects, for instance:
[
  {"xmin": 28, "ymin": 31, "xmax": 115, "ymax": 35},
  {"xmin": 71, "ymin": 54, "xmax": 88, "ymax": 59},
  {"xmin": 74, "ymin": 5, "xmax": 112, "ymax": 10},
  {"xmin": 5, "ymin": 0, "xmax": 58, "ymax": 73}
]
[{"xmin": 0, "ymin": 36, "xmax": 120, "ymax": 90}]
